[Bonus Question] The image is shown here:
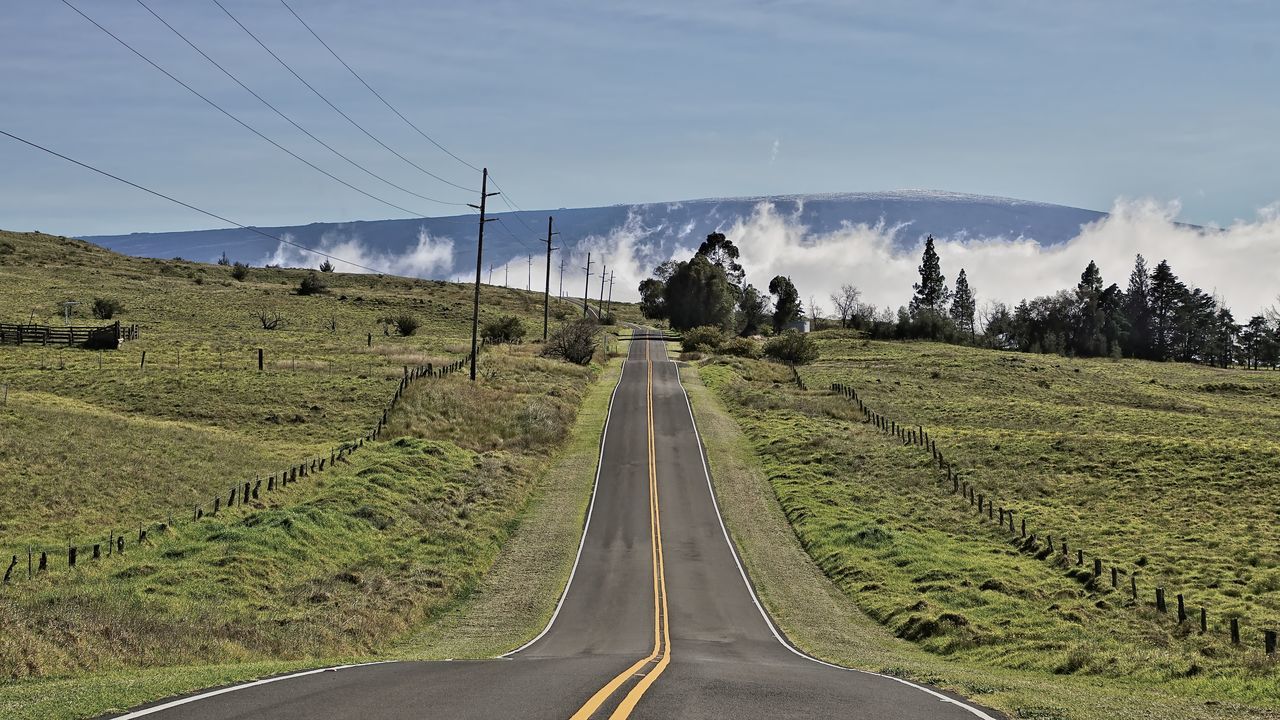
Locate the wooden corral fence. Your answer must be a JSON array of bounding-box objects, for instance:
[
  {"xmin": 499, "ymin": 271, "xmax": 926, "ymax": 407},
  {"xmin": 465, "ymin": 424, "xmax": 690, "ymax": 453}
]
[{"xmin": 0, "ymin": 321, "xmax": 138, "ymax": 349}]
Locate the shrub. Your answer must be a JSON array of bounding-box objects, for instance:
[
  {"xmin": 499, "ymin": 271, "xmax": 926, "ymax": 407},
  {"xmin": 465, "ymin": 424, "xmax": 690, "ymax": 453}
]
[
  {"xmin": 230, "ymin": 261, "xmax": 249, "ymax": 281},
  {"xmin": 542, "ymin": 319, "xmax": 600, "ymax": 365},
  {"xmin": 763, "ymin": 330, "xmax": 819, "ymax": 365},
  {"xmin": 319, "ymin": 259, "xmax": 335, "ymax": 272},
  {"xmin": 482, "ymin": 315, "xmax": 526, "ymax": 345},
  {"xmin": 255, "ymin": 310, "xmax": 284, "ymax": 330},
  {"xmin": 298, "ymin": 272, "xmax": 328, "ymax": 295},
  {"xmin": 599, "ymin": 313, "xmax": 617, "ymax": 326},
  {"xmin": 681, "ymin": 325, "xmax": 724, "ymax": 353},
  {"xmin": 392, "ymin": 315, "xmax": 420, "ymax": 336},
  {"xmin": 718, "ymin": 337, "xmax": 761, "ymax": 358},
  {"xmin": 217, "ymin": 252, "xmax": 231, "ymax": 266},
  {"xmin": 91, "ymin": 297, "xmax": 123, "ymax": 320}
]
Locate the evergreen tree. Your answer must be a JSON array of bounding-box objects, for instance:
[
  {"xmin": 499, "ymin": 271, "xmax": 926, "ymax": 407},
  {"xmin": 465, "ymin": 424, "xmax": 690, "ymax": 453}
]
[
  {"xmin": 768, "ymin": 275, "xmax": 803, "ymax": 332},
  {"xmin": 1124, "ymin": 254, "xmax": 1152, "ymax": 359},
  {"xmin": 662, "ymin": 255, "xmax": 737, "ymax": 331},
  {"xmin": 909, "ymin": 235, "xmax": 951, "ymax": 319},
  {"xmin": 1148, "ymin": 259, "xmax": 1182, "ymax": 360},
  {"xmin": 1073, "ymin": 260, "xmax": 1105, "ymax": 356},
  {"xmin": 949, "ymin": 269, "xmax": 976, "ymax": 341}
]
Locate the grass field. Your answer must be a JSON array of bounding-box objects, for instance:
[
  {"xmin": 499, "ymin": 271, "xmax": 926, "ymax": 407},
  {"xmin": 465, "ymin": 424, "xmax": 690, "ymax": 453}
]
[
  {"xmin": 697, "ymin": 334, "xmax": 1280, "ymax": 716},
  {"xmin": 0, "ymin": 230, "xmax": 629, "ymax": 717}
]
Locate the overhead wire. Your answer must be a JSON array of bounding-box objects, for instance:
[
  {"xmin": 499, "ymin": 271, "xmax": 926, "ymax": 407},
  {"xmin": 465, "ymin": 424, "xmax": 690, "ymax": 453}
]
[
  {"xmin": 59, "ymin": 0, "xmax": 462, "ymax": 220},
  {"xmin": 277, "ymin": 0, "xmax": 482, "ymax": 174},
  {"xmin": 1, "ymin": 129, "xmax": 391, "ymax": 274},
  {"xmin": 212, "ymin": 0, "xmax": 475, "ymax": 193},
  {"xmin": 133, "ymin": 0, "xmax": 464, "ymax": 209}
]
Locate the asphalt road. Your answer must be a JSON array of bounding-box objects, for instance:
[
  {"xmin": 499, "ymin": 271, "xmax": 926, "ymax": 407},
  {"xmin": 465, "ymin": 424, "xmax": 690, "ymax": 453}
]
[{"xmin": 107, "ymin": 333, "xmax": 1002, "ymax": 720}]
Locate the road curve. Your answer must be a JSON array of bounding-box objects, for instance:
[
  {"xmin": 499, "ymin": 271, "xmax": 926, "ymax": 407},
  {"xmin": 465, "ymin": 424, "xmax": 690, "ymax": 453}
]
[{"xmin": 104, "ymin": 333, "xmax": 1002, "ymax": 720}]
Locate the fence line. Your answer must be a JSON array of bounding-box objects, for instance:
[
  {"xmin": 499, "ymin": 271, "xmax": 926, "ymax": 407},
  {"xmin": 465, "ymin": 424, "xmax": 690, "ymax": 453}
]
[
  {"xmin": 0, "ymin": 347, "xmax": 477, "ymax": 589},
  {"xmin": 0, "ymin": 321, "xmax": 137, "ymax": 349},
  {"xmin": 828, "ymin": 380, "xmax": 1277, "ymax": 658}
]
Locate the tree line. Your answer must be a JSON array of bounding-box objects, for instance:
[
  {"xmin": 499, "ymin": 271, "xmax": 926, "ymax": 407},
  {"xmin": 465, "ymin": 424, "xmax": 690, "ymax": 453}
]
[
  {"xmin": 638, "ymin": 233, "xmax": 805, "ymax": 335},
  {"xmin": 838, "ymin": 235, "xmax": 1280, "ymax": 368}
]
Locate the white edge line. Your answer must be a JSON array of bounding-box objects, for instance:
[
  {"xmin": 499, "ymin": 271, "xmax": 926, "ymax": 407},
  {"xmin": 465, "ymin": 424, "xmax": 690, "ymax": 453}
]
[
  {"xmin": 106, "ymin": 661, "xmax": 394, "ymax": 719},
  {"xmin": 500, "ymin": 336, "xmax": 631, "ymax": 657},
  {"xmin": 669, "ymin": 359, "xmax": 1001, "ymax": 720}
]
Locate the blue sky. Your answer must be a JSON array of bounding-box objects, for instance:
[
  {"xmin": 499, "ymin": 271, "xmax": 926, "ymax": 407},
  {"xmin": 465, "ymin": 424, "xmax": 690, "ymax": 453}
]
[{"xmin": 2, "ymin": 0, "xmax": 1278, "ymax": 236}]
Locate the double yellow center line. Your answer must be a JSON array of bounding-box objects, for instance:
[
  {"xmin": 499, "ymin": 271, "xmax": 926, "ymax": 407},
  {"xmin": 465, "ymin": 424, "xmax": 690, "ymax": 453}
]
[{"xmin": 569, "ymin": 339, "xmax": 671, "ymax": 719}]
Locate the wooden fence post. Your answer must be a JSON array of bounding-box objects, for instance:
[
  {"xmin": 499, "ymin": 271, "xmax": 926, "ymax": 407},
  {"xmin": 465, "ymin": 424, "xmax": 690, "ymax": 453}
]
[
  {"xmin": 1131, "ymin": 574, "xmax": 1137, "ymax": 600},
  {"xmin": 140, "ymin": 350, "xmax": 147, "ymax": 370},
  {"xmin": 1231, "ymin": 618, "xmax": 1240, "ymax": 644},
  {"xmin": 1156, "ymin": 587, "xmax": 1166, "ymax": 613},
  {"xmin": 1077, "ymin": 549, "xmax": 1084, "ymax": 566},
  {"xmin": 1266, "ymin": 630, "xmax": 1276, "ymax": 655},
  {"xmin": 68, "ymin": 546, "xmax": 77, "ymax": 568},
  {"xmin": 1177, "ymin": 594, "xmax": 1186, "ymax": 623},
  {"xmin": 38, "ymin": 551, "xmax": 47, "ymax": 571},
  {"xmin": 1111, "ymin": 566, "xmax": 1118, "ymax": 589},
  {"xmin": 1200, "ymin": 607, "xmax": 1207, "ymax": 633},
  {"xmin": 258, "ymin": 348, "xmax": 264, "ymax": 371},
  {"xmin": 1094, "ymin": 558, "xmax": 1102, "ymax": 579}
]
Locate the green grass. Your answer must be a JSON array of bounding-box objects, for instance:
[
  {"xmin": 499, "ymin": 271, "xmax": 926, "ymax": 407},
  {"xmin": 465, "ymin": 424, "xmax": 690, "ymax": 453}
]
[
  {"xmin": 0, "ymin": 231, "xmax": 629, "ymax": 718},
  {"xmin": 682, "ymin": 365, "xmax": 1275, "ymax": 720},
  {"xmin": 694, "ymin": 335, "xmax": 1280, "ymax": 717}
]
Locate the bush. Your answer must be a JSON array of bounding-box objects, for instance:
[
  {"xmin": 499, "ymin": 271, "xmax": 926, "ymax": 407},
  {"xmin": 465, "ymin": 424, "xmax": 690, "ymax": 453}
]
[
  {"xmin": 91, "ymin": 297, "xmax": 123, "ymax": 320},
  {"xmin": 230, "ymin": 261, "xmax": 249, "ymax": 281},
  {"xmin": 763, "ymin": 330, "xmax": 819, "ymax": 365},
  {"xmin": 298, "ymin": 272, "xmax": 328, "ymax": 295},
  {"xmin": 681, "ymin": 325, "xmax": 724, "ymax": 353},
  {"xmin": 392, "ymin": 315, "xmax": 420, "ymax": 336},
  {"xmin": 319, "ymin": 259, "xmax": 335, "ymax": 272},
  {"xmin": 217, "ymin": 252, "xmax": 231, "ymax": 266},
  {"xmin": 542, "ymin": 319, "xmax": 600, "ymax": 365},
  {"xmin": 718, "ymin": 337, "xmax": 761, "ymax": 358},
  {"xmin": 482, "ymin": 315, "xmax": 526, "ymax": 345}
]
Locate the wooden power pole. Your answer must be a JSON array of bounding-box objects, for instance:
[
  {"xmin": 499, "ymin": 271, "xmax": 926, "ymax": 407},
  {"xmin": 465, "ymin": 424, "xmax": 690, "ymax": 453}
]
[
  {"xmin": 543, "ymin": 215, "xmax": 559, "ymax": 340},
  {"xmin": 583, "ymin": 253, "xmax": 592, "ymax": 318},
  {"xmin": 468, "ymin": 167, "xmax": 498, "ymax": 381}
]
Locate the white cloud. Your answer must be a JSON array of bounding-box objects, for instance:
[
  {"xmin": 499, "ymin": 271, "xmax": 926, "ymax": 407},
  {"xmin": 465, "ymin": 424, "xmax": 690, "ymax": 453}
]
[
  {"xmin": 260, "ymin": 227, "xmax": 454, "ymax": 277},
  {"xmin": 591, "ymin": 198, "xmax": 1280, "ymax": 319}
]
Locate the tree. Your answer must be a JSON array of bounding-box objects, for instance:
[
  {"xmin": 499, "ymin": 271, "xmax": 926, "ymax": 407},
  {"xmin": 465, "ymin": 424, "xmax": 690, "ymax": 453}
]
[
  {"xmin": 319, "ymin": 259, "xmax": 335, "ymax": 273},
  {"xmin": 1073, "ymin": 260, "xmax": 1105, "ymax": 356},
  {"xmin": 91, "ymin": 297, "xmax": 123, "ymax": 320},
  {"xmin": 830, "ymin": 284, "xmax": 861, "ymax": 329},
  {"xmin": 1123, "ymin": 254, "xmax": 1152, "ymax": 359},
  {"xmin": 949, "ymin": 269, "xmax": 976, "ymax": 341},
  {"xmin": 768, "ymin": 275, "xmax": 802, "ymax": 332},
  {"xmin": 217, "ymin": 252, "xmax": 231, "ymax": 266},
  {"xmin": 736, "ymin": 284, "xmax": 771, "ymax": 336},
  {"xmin": 695, "ymin": 233, "xmax": 745, "ymax": 290},
  {"xmin": 638, "ymin": 278, "xmax": 667, "ymax": 320},
  {"xmin": 662, "ymin": 255, "xmax": 736, "ymax": 331},
  {"xmin": 298, "ymin": 272, "xmax": 328, "ymax": 296},
  {"xmin": 909, "ymin": 235, "xmax": 951, "ymax": 319},
  {"xmin": 1148, "ymin": 259, "xmax": 1181, "ymax": 360}
]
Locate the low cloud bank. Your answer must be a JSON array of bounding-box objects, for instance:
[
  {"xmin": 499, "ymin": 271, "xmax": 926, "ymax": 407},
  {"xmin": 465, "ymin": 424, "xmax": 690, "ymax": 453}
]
[
  {"xmin": 261, "ymin": 227, "xmax": 453, "ymax": 276},
  {"xmin": 585, "ymin": 198, "xmax": 1279, "ymax": 317}
]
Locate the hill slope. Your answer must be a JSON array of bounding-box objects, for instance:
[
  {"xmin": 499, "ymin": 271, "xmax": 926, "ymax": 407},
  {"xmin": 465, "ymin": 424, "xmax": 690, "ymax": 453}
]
[{"xmin": 82, "ymin": 190, "xmax": 1107, "ymax": 284}]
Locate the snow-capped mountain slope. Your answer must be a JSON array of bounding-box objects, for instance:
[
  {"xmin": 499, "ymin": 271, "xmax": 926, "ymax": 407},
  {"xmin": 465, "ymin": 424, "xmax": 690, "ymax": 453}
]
[{"xmin": 83, "ymin": 190, "xmax": 1106, "ymax": 278}]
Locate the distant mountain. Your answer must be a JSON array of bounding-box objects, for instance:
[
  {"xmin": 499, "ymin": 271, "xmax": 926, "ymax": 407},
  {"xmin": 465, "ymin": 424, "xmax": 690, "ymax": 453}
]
[{"xmin": 83, "ymin": 190, "xmax": 1107, "ymax": 278}]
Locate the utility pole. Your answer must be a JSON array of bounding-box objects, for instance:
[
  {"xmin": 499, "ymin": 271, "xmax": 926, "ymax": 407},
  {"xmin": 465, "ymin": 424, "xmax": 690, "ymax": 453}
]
[
  {"xmin": 504, "ymin": 263, "xmax": 508, "ymax": 288},
  {"xmin": 582, "ymin": 253, "xmax": 592, "ymax": 318},
  {"xmin": 527, "ymin": 255, "xmax": 532, "ymax": 291},
  {"xmin": 606, "ymin": 271, "xmax": 615, "ymax": 319},
  {"xmin": 599, "ymin": 264, "xmax": 607, "ymax": 315},
  {"xmin": 543, "ymin": 215, "xmax": 559, "ymax": 341},
  {"xmin": 559, "ymin": 256, "xmax": 565, "ymax": 299},
  {"xmin": 488, "ymin": 262, "xmax": 493, "ymax": 285},
  {"xmin": 468, "ymin": 167, "xmax": 498, "ymax": 382}
]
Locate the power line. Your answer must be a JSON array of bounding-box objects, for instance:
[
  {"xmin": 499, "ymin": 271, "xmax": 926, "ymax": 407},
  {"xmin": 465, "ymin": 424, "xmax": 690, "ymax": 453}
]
[
  {"xmin": 60, "ymin": 0, "xmax": 458, "ymax": 220},
  {"xmin": 277, "ymin": 0, "xmax": 482, "ymax": 174},
  {"xmin": 134, "ymin": 0, "xmax": 464, "ymax": 209},
  {"xmin": 1, "ymin": 128, "xmax": 389, "ymax": 274},
  {"xmin": 213, "ymin": 0, "xmax": 474, "ymax": 193}
]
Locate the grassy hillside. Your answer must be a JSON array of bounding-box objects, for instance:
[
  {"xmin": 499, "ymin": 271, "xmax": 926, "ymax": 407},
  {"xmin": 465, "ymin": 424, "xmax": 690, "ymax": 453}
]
[
  {"xmin": 0, "ymin": 230, "xmax": 608, "ymax": 548},
  {"xmin": 0, "ymin": 231, "xmax": 627, "ymax": 716},
  {"xmin": 699, "ymin": 334, "xmax": 1280, "ymax": 716}
]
